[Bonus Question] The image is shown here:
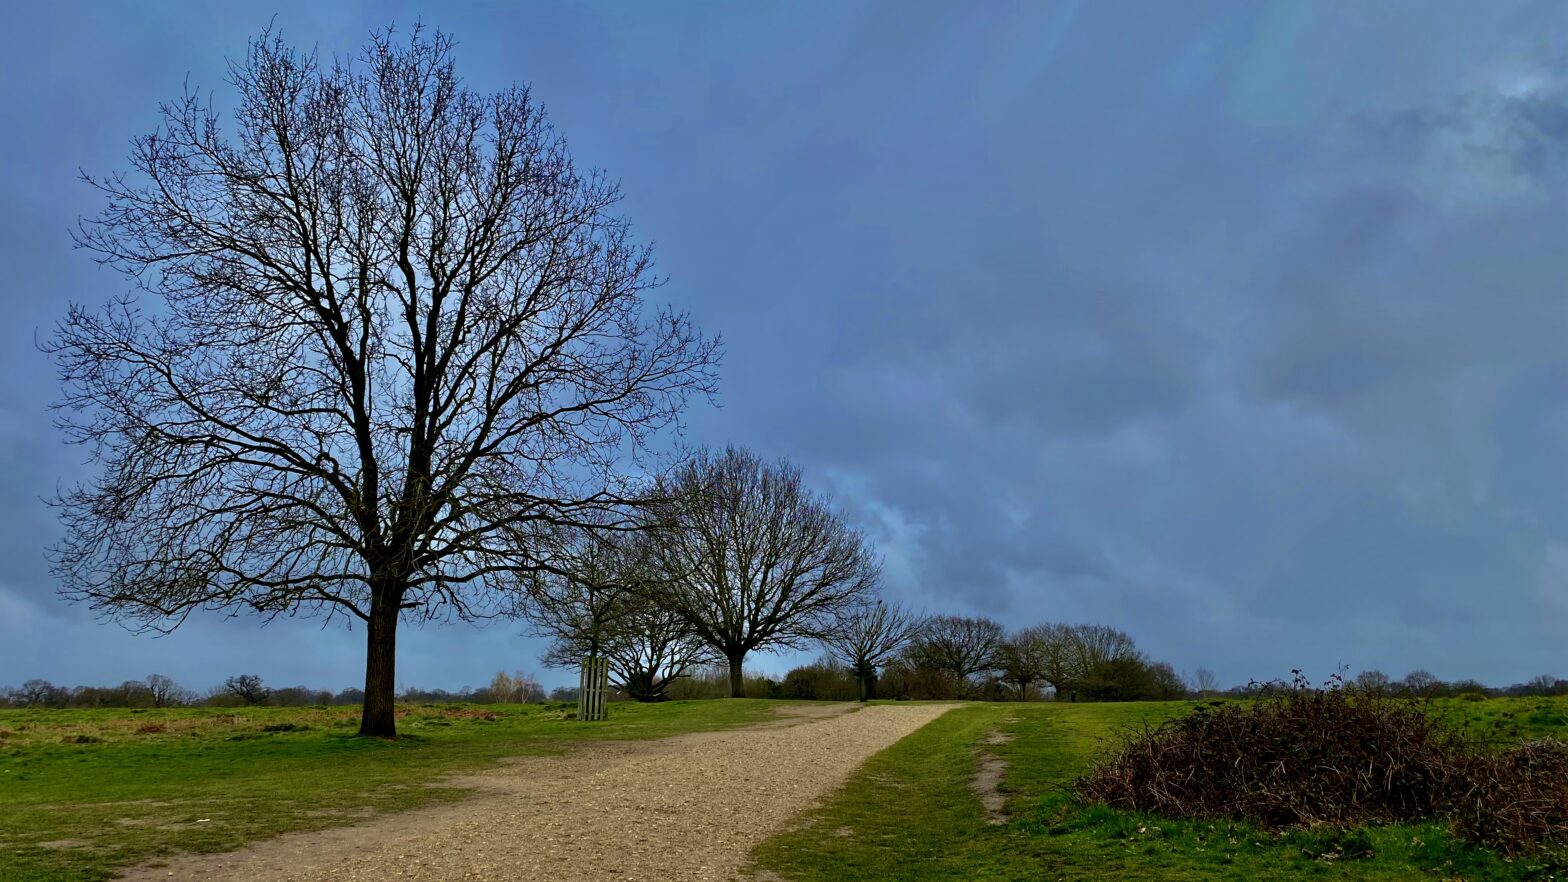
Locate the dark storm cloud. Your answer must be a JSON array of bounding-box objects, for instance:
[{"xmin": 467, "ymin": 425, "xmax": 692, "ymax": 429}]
[{"xmin": 4, "ymin": 1, "xmax": 1568, "ymax": 692}]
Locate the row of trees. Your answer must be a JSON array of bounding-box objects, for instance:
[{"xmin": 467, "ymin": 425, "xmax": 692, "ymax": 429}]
[
  {"xmin": 1, "ymin": 670, "xmax": 564, "ymax": 708},
  {"xmin": 1, "ymin": 674, "xmax": 301, "ymax": 708},
  {"xmin": 1343, "ymin": 670, "xmax": 1568, "ymax": 700},
  {"xmin": 523, "ymin": 446, "xmax": 880, "ymax": 701},
  {"xmin": 863, "ymin": 617, "xmax": 1186, "ymax": 702}
]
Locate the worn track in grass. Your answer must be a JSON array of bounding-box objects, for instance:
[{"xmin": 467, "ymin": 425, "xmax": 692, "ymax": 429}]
[{"xmin": 117, "ymin": 702, "xmax": 956, "ymax": 882}]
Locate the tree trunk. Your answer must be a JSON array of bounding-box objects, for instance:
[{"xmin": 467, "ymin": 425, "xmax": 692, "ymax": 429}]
[
  {"xmin": 728, "ymin": 653, "xmax": 745, "ymax": 698},
  {"xmin": 359, "ymin": 587, "xmax": 401, "ymax": 737}
]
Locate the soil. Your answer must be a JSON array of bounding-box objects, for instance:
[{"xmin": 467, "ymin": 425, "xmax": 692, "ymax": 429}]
[{"xmin": 971, "ymin": 721, "xmax": 1017, "ymax": 825}]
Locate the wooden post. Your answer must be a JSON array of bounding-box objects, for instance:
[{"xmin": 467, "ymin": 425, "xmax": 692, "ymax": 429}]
[{"xmin": 578, "ymin": 656, "xmax": 609, "ymax": 721}]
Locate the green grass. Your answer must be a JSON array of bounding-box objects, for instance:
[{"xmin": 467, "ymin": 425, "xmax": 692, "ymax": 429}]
[
  {"xmin": 746, "ymin": 697, "xmax": 1568, "ymax": 881},
  {"xmin": 0, "ymin": 699, "xmax": 779, "ymax": 882}
]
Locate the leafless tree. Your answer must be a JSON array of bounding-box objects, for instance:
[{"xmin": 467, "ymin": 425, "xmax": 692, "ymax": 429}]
[
  {"xmin": 1355, "ymin": 669, "xmax": 1391, "ymax": 691},
  {"xmin": 528, "ymin": 529, "xmax": 711, "ymax": 701},
  {"xmin": 821, "ymin": 601, "xmax": 924, "ymax": 701},
  {"xmin": 17, "ymin": 680, "xmax": 61, "ymax": 707},
  {"xmin": 543, "ymin": 597, "xmax": 711, "ymax": 701},
  {"xmin": 487, "ymin": 670, "xmax": 544, "ymax": 703},
  {"xmin": 144, "ymin": 673, "xmax": 192, "ymax": 707},
  {"xmin": 1402, "ymin": 669, "xmax": 1443, "ymax": 697},
  {"xmin": 998, "ymin": 624, "xmax": 1053, "ymax": 699},
  {"xmin": 997, "ymin": 622, "xmax": 1142, "ymax": 698},
  {"xmin": 1030, "ymin": 623, "xmax": 1079, "ymax": 694},
  {"xmin": 647, "ymin": 447, "xmax": 880, "ymax": 697},
  {"xmin": 224, "ymin": 674, "xmax": 270, "ymax": 705},
  {"xmin": 910, "ymin": 615, "xmax": 1004, "ymax": 691},
  {"xmin": 1067, "ymin": 624, "xmax": 1139, "ymax": 670},
  {"xmin": 521, "ymin": 527, "xmax": 639, "ymax": 661},
  {"xmin": 45, "ymin": 27, "xmax": 719, "ymax": 736},
  {"xmin": 1193, "ymin": 666, "xmax": 1218, "ymax": 695}
]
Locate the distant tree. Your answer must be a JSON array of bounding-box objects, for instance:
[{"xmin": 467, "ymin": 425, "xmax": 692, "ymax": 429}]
[
  {"xmin": 910, "ymin": 615, "xmax": 1004, "ymax": 694},
  {"xmin": 144, "ymin": 674, "xmax": 191, "ymax": 708},
  {"xmin": 1146, "ymin": 661, "xmax": 1189, "ymax": 700},
  {"xmin": 998, "ymin": 624, "xmax": 1058, "ymax": 700},
  {"xmin": 1516, "ymin": 674, "xmax": 1568, "ymax": 696},
  {"xmin": 271, "ymin": 686, "xmax": 333, "ymax": 706},
  {"xmin": 821, "ymin": 601, "xmax": 925, "ymax": 701},
  {"xmin": 1033, "ymin": 623, "xmax": 1082, "ymax": 695},
  {"xmin": 224, "ymin": 674, "xmax": 270, "ymax": 705},
  {"xmin": 111, "ymin": 680, "xmax": 157, "ymax": 707},
  {"xmin": 333, "ymin": 687, "xmax": 366, "ymax": 706},
  {"xmin": 1067, "ymin": 624, "xmax": 1140, "ymax": 671},
  {"xmin": 779, "ymin": 658, "xmax": 860, "ymax": 701},
  {"xmin": 1193, "ymin": 666, "xmax": 1219, "ymax": 695},
  {"xmin": 18, "ymin": 679, "xmax": 64, "ymax": 708},
  {"xmin": 878, "ymin": 653, "xmax": 962, "ymax": 700},
  {"xmin": 47, "ymin": 27, "xmax": 718, "ymax": 738},
  {"xmin": 647, "ymin": 447, "xmax": 879, "ymax": 697},
  {"xmin": 549, "ymin": 686, "xmax": 580, "ymax": 702},
  {"xmin": 487, "ymin": 671, "xmax": 544, "ymax": 704},
  {"xmin": 1401, "ymin": 670, "xmax": 1443, "ymax": 697},
  {"xmin": 1082, "ymin": 657, "xmax": 1162, "ymax": 701},
  {"xmin": 1355, "ymin": 669, "xmax": 1391, "ymax": 691}
]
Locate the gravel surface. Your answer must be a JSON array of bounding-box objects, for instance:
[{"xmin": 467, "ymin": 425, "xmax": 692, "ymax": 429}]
[{"xmin": 118, "ymin": 702, "xmax": 956, "ymax": 882}]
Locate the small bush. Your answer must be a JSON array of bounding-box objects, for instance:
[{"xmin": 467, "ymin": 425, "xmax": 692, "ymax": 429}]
[
  {"xmin": 1077, "ymin": 672, "xmax": 1568, "ymax": 855},
  {"xmin": 61, "ymin": 734, "xmax": 103, "ymax": 744},
  {"xmin": 1459, "ymin": 691, "xmax": 1489, "ymax": 702},
  {"xmin": 260, "ymin": 722, "xmax": 308, "ymax": 733}
]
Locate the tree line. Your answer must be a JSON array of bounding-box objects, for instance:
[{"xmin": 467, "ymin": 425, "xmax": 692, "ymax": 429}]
[{"xmin": 0, "ymin": 670, "xmax": 574, "ymax": 709}]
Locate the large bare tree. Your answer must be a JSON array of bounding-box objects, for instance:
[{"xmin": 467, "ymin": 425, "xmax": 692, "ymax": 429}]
[
  {"xmin": 649, "ymin": 447, "xmax": 879, "ymax": 697},
  {"xmin": 46, "ymin": 28, "xmax": 719, "ymax": 736},
  {"xmin": 821, "ymin": 600, "xmax": 923, "ymax": 701}
]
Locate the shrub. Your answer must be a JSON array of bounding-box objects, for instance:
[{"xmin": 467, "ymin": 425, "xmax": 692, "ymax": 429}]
[
  {"xmin": 779, "ymin": 660, "xmax": 859, "ymax": 701},
  {"xmin": 1077, "ymin": 672, "xmax": 1568, "ymax": 854}
]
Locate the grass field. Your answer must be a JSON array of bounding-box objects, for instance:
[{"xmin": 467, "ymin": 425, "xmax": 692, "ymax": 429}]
[
  {"xmin": 9, "ymin": 696, "xmax": 1568, "ymax": 882},
  {"xmin": 746, "ymin": 697, "xmax": 1568, "ymax": 881},
  {"xmin": 0, "ymin": 699, "xmax": 778, "ymax": 882}
]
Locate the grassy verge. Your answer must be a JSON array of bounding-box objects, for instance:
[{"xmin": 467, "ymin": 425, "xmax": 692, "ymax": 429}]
[
  {"xmin": 746, "ymin": 697, "xmax": 1568, "ymax": 881},
  {"xmin": 0, "ymin": 699, "xmax": 779, "ymax": 882}
]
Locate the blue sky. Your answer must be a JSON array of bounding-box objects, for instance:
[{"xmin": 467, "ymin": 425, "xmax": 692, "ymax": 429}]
[{"xmin": 4, "ymin": 1, "xmax": 1568, "ymax": 694}]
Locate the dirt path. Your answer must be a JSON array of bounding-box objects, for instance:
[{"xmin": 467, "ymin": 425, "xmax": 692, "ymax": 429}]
[{"xmin": 119, "ymin": 702, "xmax": 956, "ymax": 882}]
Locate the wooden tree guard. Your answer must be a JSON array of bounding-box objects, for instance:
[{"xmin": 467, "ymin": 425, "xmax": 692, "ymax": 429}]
[{"xmin": 578, "ymin": 656, "xmax": 610, "ymax": 721}]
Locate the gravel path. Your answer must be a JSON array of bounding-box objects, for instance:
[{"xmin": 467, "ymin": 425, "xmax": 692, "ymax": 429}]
[{"xmin": 119, "ymin": 702, "xmax": 956, "ymax": 882}]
